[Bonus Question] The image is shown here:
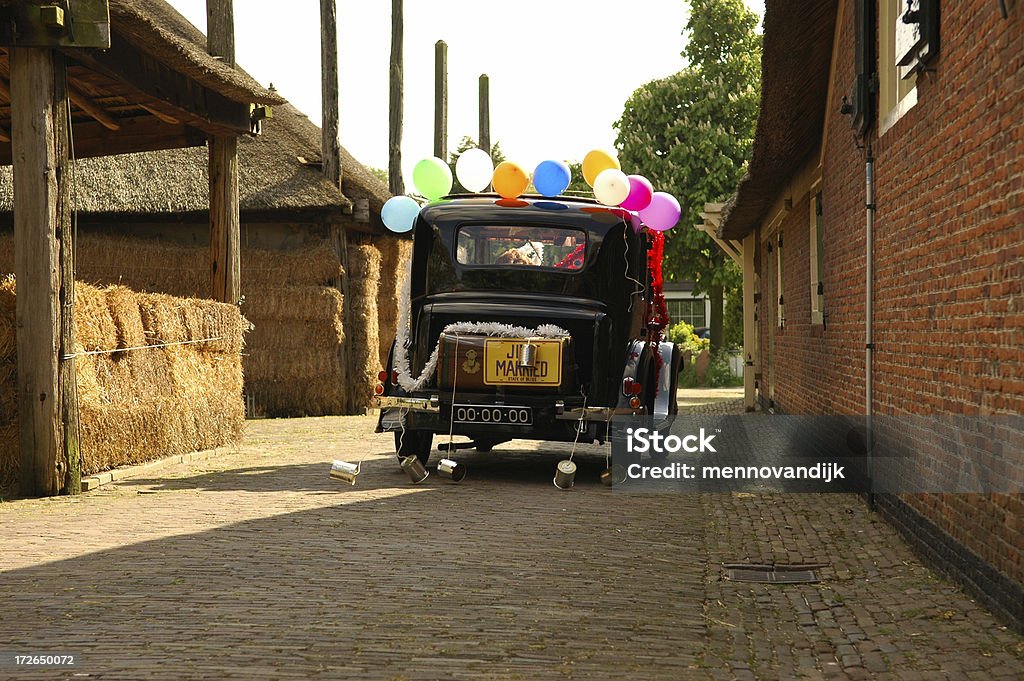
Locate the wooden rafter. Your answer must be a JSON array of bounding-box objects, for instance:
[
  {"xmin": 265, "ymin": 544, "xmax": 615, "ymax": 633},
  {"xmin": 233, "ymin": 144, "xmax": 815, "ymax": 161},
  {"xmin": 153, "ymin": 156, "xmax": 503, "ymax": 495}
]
[
  {"xmin": 66, "ymin": 35, "xmax": 250, "ymax": 136},
  {"xmin": 139, "ymin": 104, "xmax": 179, "ymax": 125},
  {"xmin": 68, "ymin": 81, "xmax": 119, "ymax": 131}
]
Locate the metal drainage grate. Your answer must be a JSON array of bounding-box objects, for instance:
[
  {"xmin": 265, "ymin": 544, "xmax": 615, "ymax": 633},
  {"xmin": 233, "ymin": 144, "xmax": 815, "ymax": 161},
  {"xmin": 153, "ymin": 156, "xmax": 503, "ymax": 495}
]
[{"xmin": 723, "ymin": 564, "xmax": 825, "ymax": 584}]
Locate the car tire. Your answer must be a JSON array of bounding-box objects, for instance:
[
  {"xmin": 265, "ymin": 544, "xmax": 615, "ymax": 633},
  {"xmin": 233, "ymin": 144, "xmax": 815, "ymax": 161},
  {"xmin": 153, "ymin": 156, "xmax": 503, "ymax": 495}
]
[{"xmin": 395, "ymin": 430, "xmax": 432, "ymax": 465}]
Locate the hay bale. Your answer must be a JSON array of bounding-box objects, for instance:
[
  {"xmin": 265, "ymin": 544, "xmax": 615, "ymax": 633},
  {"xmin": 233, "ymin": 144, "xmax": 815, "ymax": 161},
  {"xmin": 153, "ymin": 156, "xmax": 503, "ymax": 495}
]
[
  {"xmin": 0, "ymin": 232, "xmax": 343, "ymax": 296},
  {"xmin": 243, "ymin": 286, "xmax": 346, "ymax": 323},
  {"xmin": 372, "ymin": 236, "xmax": 412, "ymax": 369},
  {"xmin": 137, "ymin": 291, "xmax": 246, "ymax": 355},
  {"xmin": 345, "ymin": 243, "xmax": 381, "ymax": 412},
  {"xmin": 0, "ymin": 278, "xmax": 246, "ymax": 491},
  {"xmin": 105, "ymin": 285, "xmax": 147, "ymax": 349},
  {"xmin": 242, "ymin": 286, "xmax": 346, "ymax": 416},
  {"xmin": 0, "ymin": 231, "xmax": 371, "ymax": 419}
]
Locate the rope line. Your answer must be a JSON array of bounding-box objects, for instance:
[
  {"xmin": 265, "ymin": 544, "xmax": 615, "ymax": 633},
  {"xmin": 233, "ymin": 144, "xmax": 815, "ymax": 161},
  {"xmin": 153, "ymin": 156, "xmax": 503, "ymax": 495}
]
[{"xmin": 62, "ymin": 336, "xmax": 224, "ymax": 360}]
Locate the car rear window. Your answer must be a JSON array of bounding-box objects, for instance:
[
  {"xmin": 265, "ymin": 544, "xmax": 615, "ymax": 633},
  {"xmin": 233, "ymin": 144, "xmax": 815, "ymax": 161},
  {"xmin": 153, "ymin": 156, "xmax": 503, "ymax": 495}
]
[{"xmin": 456, "ymin": 225, "xmax": 587, "ymax": 270}]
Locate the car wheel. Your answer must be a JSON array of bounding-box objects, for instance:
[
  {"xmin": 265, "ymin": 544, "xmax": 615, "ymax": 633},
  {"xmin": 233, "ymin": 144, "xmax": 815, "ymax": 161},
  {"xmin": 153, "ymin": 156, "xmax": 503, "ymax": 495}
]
[{"xmin": 395, "ymin": 430, "xmax": 432, "ymax": 465}]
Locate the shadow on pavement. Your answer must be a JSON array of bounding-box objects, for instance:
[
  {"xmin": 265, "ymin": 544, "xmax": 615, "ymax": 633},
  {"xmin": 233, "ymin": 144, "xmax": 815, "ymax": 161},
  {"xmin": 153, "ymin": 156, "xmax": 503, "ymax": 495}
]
[
  {"xmin": 118, "ymin": 442, "xmax": 619, "ymax": 495},
  {"xmin": 0, "ymin": 451, "xmax": 706, "ymax": 680}
]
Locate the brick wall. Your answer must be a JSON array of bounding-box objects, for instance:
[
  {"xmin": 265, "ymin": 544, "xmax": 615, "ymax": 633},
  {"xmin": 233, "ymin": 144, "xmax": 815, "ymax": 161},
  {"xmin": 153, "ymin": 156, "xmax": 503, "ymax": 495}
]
[{"xmin": 755, "ymin": 0, "xmax": 1022, "ymax": 622}]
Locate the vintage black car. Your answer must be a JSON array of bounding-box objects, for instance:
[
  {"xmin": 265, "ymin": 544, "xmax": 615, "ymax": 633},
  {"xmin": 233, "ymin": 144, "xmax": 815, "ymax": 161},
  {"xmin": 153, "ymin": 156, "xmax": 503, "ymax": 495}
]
[{"xmin": 374, "ymin": 195, "xmax": 681, "ymax": 464}]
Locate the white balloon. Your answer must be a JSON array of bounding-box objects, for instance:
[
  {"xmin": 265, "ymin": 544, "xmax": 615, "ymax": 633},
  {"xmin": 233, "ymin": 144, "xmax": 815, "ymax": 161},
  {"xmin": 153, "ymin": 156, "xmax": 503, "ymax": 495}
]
[
  {"xmin": 593, "ymin": 168, "xmax": 630, "ymax": 206},
  {"xmin": 455, "ymin": 148, "xmax": 495, "ymax": 193}
]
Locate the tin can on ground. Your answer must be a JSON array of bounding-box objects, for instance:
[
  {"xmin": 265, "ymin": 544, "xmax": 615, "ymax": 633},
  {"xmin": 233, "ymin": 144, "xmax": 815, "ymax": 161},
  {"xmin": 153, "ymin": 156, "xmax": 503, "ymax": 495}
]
[
  {"xmin": 437, "ymin": 458, "xmax": 466, "ymax": 482},
  {"xmin": 329, "ymin": 460, "xmax": 359, "ymax": 485},
  {"xmin": 400, "ymin": 455, "xmax": 430, "ymax": 484},
  {"xmin": 600, "ymin": 464, "xmax": 627, "ymax": 487},
  {"xmin": 553, "ymin": 459, "xmax": 577, "ymax": 490}
]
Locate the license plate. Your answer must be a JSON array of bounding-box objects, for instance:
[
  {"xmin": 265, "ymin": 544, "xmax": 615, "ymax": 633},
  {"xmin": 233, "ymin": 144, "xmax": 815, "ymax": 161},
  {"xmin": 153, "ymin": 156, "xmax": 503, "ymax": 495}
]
[
  {"xmin": 483, "ymin": 339, "xmax": 562, "ymax": 386},
  {"xmin": 452, "ymin": 404, "xmax": 533, "ymax": 425}
]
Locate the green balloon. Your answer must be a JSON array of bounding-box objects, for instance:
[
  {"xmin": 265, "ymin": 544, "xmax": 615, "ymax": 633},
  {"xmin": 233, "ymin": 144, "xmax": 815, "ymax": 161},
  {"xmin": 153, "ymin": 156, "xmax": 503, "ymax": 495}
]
[{"xmin": 413, "ymin": 157, "xmax": 453, "ymax": 200}]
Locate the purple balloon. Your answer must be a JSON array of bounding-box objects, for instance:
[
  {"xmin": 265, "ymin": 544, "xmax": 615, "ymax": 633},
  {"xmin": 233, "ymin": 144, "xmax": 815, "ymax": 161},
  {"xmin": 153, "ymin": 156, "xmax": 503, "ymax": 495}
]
[
  {"xmin": 620, "ymin": 175, "xmax": 654, "ymax": 212},
  {"xmin": 639, "ymin": 192, "xmax": 681, "ymax": 232}
]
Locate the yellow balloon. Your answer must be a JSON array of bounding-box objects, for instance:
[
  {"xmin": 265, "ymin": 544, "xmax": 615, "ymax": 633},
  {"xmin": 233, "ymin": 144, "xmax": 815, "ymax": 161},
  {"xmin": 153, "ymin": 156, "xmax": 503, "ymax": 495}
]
[
  {"xmin": 582, "ymin": 149, "xmax": 621, "ymax": 187},
  {"xmin": 492, "ymin": 161, "xmax": 531, "ymax": 199}
]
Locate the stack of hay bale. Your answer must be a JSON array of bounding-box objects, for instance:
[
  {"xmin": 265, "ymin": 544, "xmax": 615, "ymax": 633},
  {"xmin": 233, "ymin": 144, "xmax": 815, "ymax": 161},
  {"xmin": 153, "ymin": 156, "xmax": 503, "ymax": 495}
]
[
  {"xmin": 0, "ymin": 276, "xmax": 246, "ymax": 492},
  {"xmin": 0, "ymin": 231, "xmax": 406, "ymax": 417},
  {"xmin": 242, "ymin": 247, "xmax": 348, "ymax": 416}
]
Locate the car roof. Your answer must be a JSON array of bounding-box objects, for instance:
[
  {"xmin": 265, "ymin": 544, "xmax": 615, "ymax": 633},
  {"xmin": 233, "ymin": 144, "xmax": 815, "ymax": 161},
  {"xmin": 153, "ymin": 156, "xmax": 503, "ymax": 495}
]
[{"xmin": 418, "ymin": 194, "xmax": 634, "ymax": 228}]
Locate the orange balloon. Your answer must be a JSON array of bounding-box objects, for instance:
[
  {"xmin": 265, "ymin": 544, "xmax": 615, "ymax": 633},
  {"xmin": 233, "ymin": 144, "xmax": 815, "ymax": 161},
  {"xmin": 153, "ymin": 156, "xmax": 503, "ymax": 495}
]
[
  {"xmin": 492, "ymin": 161, "xmax": 531, "ymax": 199},
  {"xmin": 582, "ymin": 149, "xmax": 621, "ymax": 187}
]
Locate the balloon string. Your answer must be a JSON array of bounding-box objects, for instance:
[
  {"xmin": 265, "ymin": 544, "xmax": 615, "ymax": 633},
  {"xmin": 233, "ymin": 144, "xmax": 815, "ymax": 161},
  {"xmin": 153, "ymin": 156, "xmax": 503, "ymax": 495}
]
[{"xmin": 623, "ymin": 225, "xmax": 645, "ymax": 312}]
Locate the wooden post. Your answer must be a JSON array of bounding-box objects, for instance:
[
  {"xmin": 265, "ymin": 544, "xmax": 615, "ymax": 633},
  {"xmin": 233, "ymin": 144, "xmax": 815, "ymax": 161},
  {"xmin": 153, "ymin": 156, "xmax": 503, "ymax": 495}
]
[
  {"xmin": 321, "ymin": 0, "xmax": 353, "ymax": 413},
  {"xmin": 55, "ymin": 54, "xmax": 80, "ymax": 494},
  {"xmin": 320, "ymin": 0, "xmax": 342, "ymax": 188},
  {"xmin": 478, "ymin": 74, "xmax": 490, "ymax": 156},
  {"xmin": 207, "ymin": 0, "xmax": 240, "ymax": 304},
  {"xmin": 11, "ymin": 47, "xmax": 68, "ymax": 496},
  {"xmin": 433, "ymin": 40, "xmax": 447, "ymax": 161},
  {"xmin": 389, "ymin": 0, "xmax": 404, "ymax": 195}
]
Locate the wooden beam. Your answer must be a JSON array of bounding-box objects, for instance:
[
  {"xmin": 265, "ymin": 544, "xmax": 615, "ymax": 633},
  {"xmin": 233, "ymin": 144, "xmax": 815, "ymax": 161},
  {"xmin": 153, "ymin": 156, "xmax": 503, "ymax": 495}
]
[
  {"xmin": 206, "ymin": 0, "xmax": 236, "ymax": 66},
  {"xmin": 388, "ymin": 0, "xmax": 404, "ymax": 195},
  {"xmin": 320, "ymin": 0, "xmax": 351, "ymax": 412},
  {"xmin": 11, "ymin": 47, "xmax": 66, "ymax": 497},
  {"xmin": 68, "ymin": 38, "xmax": 250, "ymax": 136},
  {"xmin": 209, "ymin": 135, "xmax": 240, "ymax": 303},
  {"xmin": 138, "ymin": 104, "xmax": 179, "ymax": 125},
  {"xmin": 68, "ymin": 81, "xmax": 119, "ymax": 131},
  {"xmin": 434, "ymin": 40, "xmax": 447, "ymax": 161},
  {"xmin": 207, "ymin": 1, "xmax": 240, "ymax": 305},
  {"xmin": 478, "ymin": 74, "xmax": 490, "ymax": 155},
  {"xmin": 320, "ymin": 0, "xmax": 341, "ymax": 189},
  {"xmin": 0, "ymin": 115, "xmax": 205, "ymax": 165},
  {"xmin": 0, "ymin": 125, "xmax": 9, "ymax": 143},
  {"xmin": 55, "ymin": 54, "xmax": 81, "ymax": 494}
]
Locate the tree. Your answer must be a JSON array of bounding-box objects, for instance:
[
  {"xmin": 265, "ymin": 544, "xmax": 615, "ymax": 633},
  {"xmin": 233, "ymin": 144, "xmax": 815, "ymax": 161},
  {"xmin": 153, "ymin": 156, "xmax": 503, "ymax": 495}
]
[
  {"xmin": 564, "ymin": 162, "xmax": 591, "ymax": 195},
  {"xmin": 614, "ymin": 0, "xmax": 760, "ymax": 353},
  {"xmin": 448, "ymin": 135, "xmax": 505, "ymax": 193}
]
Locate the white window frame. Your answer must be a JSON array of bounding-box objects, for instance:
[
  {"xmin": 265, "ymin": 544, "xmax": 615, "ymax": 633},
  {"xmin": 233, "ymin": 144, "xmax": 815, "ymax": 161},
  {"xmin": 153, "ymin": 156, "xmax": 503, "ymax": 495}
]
[
  {"xmin": 879, "ymin": 0, "xmax": 918, "ymax": 135},
  {"xmin": 809, "ymin": 188, "xmax": 825, "ymax": 325}
]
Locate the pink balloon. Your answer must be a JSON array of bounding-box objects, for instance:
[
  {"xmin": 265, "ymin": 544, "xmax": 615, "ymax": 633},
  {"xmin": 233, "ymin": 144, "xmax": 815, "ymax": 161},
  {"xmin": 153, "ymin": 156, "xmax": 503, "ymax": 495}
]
[
  {"xmin": 639, "ymin": 192, "xmax": 681, "ymax": 232},
  {"xmin": 620, "ymin": 175, "xmax": 654, "ymax": 212}
]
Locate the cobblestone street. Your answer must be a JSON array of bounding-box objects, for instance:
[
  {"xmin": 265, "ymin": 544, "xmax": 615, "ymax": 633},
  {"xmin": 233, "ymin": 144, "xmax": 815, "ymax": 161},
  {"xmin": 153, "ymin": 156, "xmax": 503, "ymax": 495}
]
[{"xmin": 0, "ymin": 391, "xmax": 1020, "ymax": 679}]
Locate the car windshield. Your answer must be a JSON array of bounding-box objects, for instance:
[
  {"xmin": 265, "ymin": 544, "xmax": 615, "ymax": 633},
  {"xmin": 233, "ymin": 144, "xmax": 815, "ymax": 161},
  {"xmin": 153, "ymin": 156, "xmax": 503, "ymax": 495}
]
[{"xmin": 455, "ymin": 225, "xmax": 587, "ymax": 270}]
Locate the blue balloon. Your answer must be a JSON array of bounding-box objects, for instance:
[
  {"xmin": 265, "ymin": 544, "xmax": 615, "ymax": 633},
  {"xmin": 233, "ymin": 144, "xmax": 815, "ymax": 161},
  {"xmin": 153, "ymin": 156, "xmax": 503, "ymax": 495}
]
[
  {"xmin": 381, "ymin": 196, "xmax": 420, "ymax": 233},
  {"xmin": 532, "ymin": 160, "xmax": 571, "ymax": 197}
]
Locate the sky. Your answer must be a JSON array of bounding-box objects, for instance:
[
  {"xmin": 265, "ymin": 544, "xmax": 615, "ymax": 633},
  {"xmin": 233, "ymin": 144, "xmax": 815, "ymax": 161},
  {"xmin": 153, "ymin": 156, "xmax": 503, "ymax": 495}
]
[{"xmin": 169, "ymin": 1, "xmax": 764, "ymax": 186}]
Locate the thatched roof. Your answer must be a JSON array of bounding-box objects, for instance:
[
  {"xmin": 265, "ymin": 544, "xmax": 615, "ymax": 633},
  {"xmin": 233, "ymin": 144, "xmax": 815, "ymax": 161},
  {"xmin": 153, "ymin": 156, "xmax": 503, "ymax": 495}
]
[
  {"xmin": 0, "ymin": 101, "xmax": 390, "ymax": 222},
  {"xmin": 719, "ymin": 0, "xmax": 837, "ymax": 240},
  {"xmin": 111, "ymin": 0, "xmax": 283, "ymax": 106},
  {"xmin": 0, "ymin": 0, "xmax": 391, "ymax": 225},
  {"xmin": 279, "ymin": 103, "xmax": 393, "ymax": 219}
]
